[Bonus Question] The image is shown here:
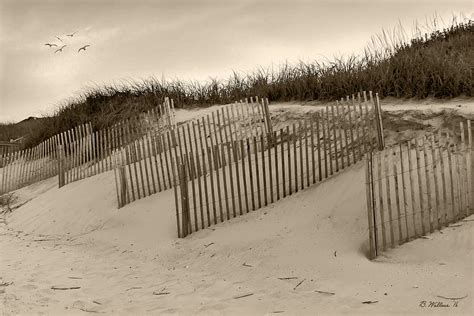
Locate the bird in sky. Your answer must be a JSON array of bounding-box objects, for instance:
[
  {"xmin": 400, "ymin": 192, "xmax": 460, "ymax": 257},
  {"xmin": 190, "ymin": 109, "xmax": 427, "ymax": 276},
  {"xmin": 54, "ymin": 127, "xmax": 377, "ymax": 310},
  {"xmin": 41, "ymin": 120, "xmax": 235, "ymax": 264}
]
[
  {"xmin": 78, "ymin": 45, "xmax": 90, "ymax": 52},
  {"xmin": 66, "ymin": 31, "xmax": 77, "ymax": 37},
  {"xmin": 56, "ymin": 36, "xmax": 63, "ymax": 42},
  {"xmin": 55, "ymin": 45, "xmax": 67, "ymax": 53},
  {"xmin": 44, "ymin": 43, "xmax": 57, "ymax": 47}
]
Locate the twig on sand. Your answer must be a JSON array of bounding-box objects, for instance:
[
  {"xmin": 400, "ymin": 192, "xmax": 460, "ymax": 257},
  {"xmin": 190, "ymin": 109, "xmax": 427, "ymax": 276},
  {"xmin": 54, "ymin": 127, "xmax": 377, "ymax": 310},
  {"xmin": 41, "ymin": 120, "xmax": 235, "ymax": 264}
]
[
  {"xmin": 153, "ymin": 288, "xmax": 170, "ymax": 296},
  {"xmin": 293, "ymin": 279, "xmax": 305, "ymax": 290},
  {"xmin": 314, "ymin": 290, "xmax": 335, "ymax": 295},
  {"xmin": 436, "ymin": 294, "xmax": 468, "ymax": 301},
  {"xmin": 362, "ymin": 300, "xmax": 378, "ymax": 304},
  {"xmin": 242, "ymin": 263, "xmax": 253, "ymax": 267},
  {"xmin": 0, "ymin": 281, "xmax": 13, "ymax": 286},
  {"xmin": 51, "ymin": 286, "xmax": 81, "ymax": 290},
  {"xmin": 234, "ymin": 293, "xmax": 254, "ymax": 299},
  {"xmin": 79, "ymin": 307, "xmax": 102, "ymax": 313},
  {"xmin": 277, "ymin": 277, "xmax": 298, "ymax": 280},
  {"xmin": 272, "ymin": 311, "xmax": 284, "ymax": 314},
  {"xmin": 126, "ymin": 286, "xmax": 142, "ymax": 291}
]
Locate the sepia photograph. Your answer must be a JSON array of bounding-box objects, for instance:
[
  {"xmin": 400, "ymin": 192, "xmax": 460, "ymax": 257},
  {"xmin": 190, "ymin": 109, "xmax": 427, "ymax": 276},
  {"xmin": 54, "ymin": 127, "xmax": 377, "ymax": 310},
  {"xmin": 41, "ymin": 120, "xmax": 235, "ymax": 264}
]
[{"xmin": 0, "ymin": 0, "xmax": 473, "ymax": 314}]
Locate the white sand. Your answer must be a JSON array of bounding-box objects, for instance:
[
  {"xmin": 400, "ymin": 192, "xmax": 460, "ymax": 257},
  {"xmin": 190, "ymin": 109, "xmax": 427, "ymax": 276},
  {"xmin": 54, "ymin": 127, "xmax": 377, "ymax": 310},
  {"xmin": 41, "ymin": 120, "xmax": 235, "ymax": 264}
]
[{"xmin": 1, "ymin": 99, "xmax": 473, "ymax": 315}]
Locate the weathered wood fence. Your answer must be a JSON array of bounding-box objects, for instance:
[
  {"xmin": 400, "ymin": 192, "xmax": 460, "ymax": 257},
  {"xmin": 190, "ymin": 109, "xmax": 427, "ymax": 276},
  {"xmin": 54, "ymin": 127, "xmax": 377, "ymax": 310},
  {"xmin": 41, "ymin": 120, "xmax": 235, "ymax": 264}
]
[
  {"xmin": 60, "ymin": 97, "xmax": 175, "ymax": 186},
  {"xmin": 0, "ymin": 123, "xmax": 93, "ymax": 194},
  {"xmin": 174, "ymin": 92, "xmax": 383, "ymax": 237},
  {"xmin": 1, "ymin": 97, "xmax": 175, "ymax": 194},
  {"xmin": 365, "ymin": 120, "xmax": 473, "ymax": 259},
  {"xmin": 114, "ymin": 97, "xmax": 270, "ymax": 207}
]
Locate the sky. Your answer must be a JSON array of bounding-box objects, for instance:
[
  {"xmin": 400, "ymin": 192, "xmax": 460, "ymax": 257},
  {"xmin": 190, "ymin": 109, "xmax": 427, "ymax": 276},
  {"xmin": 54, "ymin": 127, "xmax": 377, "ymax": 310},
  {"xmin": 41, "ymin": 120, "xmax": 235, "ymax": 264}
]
[{"xmin": 0, "ymin": 0, "xmax": 472, "ymax": 122}]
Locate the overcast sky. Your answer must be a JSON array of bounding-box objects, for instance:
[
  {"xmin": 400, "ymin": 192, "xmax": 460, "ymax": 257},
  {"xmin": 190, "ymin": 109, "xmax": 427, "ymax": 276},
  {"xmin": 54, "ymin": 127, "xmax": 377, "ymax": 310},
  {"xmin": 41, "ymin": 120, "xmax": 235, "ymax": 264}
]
[{"xmin": 0, "ymin": 0, "xmax": 472, "ymax": 122}]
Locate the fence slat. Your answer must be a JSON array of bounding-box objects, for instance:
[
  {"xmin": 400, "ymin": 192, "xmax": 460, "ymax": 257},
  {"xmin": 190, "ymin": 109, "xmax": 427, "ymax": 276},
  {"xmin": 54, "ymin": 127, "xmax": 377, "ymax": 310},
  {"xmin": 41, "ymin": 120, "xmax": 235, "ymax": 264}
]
[
  {"xmin": 241, "ymin": 139, "xmax": 249, "ymax": 213},
  {"xmin": 421, "ymin": 137, "xmax": 433, "ymax": 233},
  {"xmin": 377, "ymin": 151, "xmax": 387, "ymax": 251},
  {"xmin": 414, "ymin": 138, "xmax": 426, "ymax": 235},
  {"xmin": 366, "ymin": 152, "xmax": 377, "ymax": 259},
  {"xmin": 207, "ymin": 146, "xmax": 217, "ymax": 225},
  {"xmin": 399, "ymin": 142, "xmax": 410, "ymax": 242},
  {"xmin": 299, "ymin": 120, "xmax": 304, "ymax": 190},
  {"xmin": 248, "ymin": 138, "xmax": 256, "ymax": 211},
  {"xmin": 275, "ymin": 131, "xmax": 280, "ymax": 201},
  {"xmin": 392, "ymin": 147, "xmax": 403, "ymax": 245},
  {"xmin": 261, "ymin": 135, "xmax": 268, "ymax": 206},
  {"xmin": 293, "ymin": 124, "xmax": 298, "ymax": 192},
  {"xmin": 384, "ymin": 150, "xmax": 395, "ymax": 248},
  {"xmin": 234, "ymin": 140, "xmax": 243, "ymax": 215}
]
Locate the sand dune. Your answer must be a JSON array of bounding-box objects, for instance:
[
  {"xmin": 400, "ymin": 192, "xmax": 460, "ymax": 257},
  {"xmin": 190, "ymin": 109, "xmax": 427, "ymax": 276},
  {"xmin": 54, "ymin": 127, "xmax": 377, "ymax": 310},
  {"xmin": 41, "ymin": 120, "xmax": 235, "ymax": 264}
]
[{"xmin": 1, "ymin": 101, "xmax": 473, "ymax": 315}]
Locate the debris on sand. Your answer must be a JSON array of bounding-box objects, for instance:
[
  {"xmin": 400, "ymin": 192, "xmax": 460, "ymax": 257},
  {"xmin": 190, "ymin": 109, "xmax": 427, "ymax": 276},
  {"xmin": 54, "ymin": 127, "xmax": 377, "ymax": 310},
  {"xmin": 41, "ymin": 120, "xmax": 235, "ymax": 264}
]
[
  {"xmin": 234, "ymin": 293, "xmax": 254, "ymax": 299},
  {"xmin": 153, "ymin": 288, "xmax": 170, "ymax": 296},
  {"xmin": 436, "ymin": 294, "xmax": 468, "ymax": 301},
  {"xmin": 314, "ymin": 290, "xmax": 335, "ymax": 296},
  {"xmin": 293, "ymin": 279, "xmax": 305, "ymax": 290},
  {"xmin": 51, "ymin": 286, "xmax": 81, "ymax": 290}
]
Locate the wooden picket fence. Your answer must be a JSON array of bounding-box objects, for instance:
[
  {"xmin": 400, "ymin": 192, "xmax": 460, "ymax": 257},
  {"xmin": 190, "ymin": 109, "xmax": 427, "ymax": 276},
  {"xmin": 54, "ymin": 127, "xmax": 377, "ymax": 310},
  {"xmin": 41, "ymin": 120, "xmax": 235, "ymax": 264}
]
[
  {"xmin": 365, "ymin": 120, "xmax": 473, "ymax": 259},
  {"xmin": 174, "ymin": 91, "xmax": 383, "ymax": 237},
  {"xmin": 58, "ymin": 97, "xmax": 176, "ymax": 187},
  {"xmin": 113, "ymin": 97, "xmax": 270, "ymax": 207},
  {"xmin": 0, "ymin": 123, "xmax": 93, "ymax": 194},
  {"xmin": 1, "ymin": 97, "xmax": 175, "ymax": 194}
]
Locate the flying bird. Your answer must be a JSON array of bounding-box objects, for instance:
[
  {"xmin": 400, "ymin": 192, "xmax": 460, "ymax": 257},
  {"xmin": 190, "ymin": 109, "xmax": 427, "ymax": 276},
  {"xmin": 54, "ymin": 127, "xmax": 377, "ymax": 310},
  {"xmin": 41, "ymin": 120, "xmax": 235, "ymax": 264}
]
[
  {"xmin": 66, "ymin": 31, "xmax": 77, "ymax": 37},
  {"xmin": 55, "ymin": 45, "xmax": 67, "ymax": 53},
  {"xmin": 78, "ymin": 45, "xmax": 90, "ymax": 52},
  {"xmin": 56, "ymin": 36, "xmax": 63, "ymax": 42},
  {"xmin": 44, "ymin": 43, "xmax": 57, "ymax": 47}
]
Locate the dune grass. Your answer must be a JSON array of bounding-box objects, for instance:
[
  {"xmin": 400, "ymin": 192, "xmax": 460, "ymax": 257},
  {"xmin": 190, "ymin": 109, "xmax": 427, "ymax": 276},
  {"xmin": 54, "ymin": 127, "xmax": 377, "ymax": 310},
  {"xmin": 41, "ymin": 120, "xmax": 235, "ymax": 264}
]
[{"xmin": 1, "ymin": 18, "xmax": 472, "ymax": 149}]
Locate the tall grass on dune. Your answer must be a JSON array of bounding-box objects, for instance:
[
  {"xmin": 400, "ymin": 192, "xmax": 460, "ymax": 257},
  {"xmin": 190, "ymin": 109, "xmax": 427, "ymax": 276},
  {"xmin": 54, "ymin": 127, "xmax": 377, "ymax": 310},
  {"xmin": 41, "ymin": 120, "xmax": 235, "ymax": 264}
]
[{"xmin": 2, "ymin": 18, "xmax": 473, "ymax": 148}]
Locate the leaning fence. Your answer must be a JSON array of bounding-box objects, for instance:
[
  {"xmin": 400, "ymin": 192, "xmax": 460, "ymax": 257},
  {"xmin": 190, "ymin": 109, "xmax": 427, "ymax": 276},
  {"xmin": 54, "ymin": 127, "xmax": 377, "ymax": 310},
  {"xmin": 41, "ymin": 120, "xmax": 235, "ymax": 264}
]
[
  {"xmin": 0, "ymin": 123, "xmax": 93, "ymax": 194},
  {"xmin": 113, "ymin": 97, "xmax": 271, "ymax": 207},
  {"xmin": 173, "ymin": 91, "xmax": 383, "ymax": 237},
  {"xmin": 1, "ymin": 97, "xmax": 176, "ymax": 194},
  {"xmin": 365, "ymin": 120, "xmax": 473, "ymax": 259},
  {"xmin": 59, "ymin": 97, "xmax": 176, "ymax": 187}
]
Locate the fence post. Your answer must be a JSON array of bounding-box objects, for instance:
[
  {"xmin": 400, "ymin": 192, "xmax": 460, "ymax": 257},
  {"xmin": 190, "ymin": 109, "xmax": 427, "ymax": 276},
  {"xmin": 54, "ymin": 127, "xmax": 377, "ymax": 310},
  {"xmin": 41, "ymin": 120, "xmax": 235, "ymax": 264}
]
[
  {"xmin": 119, "ymin": 164, "xmax": 127, "ymax": 207},
  {"xmin": 179, "ymin": 158, "xmax": 190, "ymax": 237},
  {"xmin": 58, "ymin": 145, "xmax": 65, "ymax": 188},
  {"xmin": 365, "ymin": 152, "xmax": 377, "ymax": 259},
  {"xmin": 263, "ymin": 98, "xmax": 274, "ymax": 146},
  {"xmin": 468, "ymin": 120, "xmax": 473, "ymax": 214}
]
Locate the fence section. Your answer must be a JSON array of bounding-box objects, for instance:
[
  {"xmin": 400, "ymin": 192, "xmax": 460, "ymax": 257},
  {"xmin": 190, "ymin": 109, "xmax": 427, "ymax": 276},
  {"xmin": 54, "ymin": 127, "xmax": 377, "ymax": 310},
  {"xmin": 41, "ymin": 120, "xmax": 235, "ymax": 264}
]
[
  {"xmin": 114, "ymin": 97, "xmax": 270, "ymax": 207},
  {"xmin": 174, "ymin": 92, "xmax": 382, "ymax": 237},
  {"xmin": 0, "ymin": 123, "xmax": 93, "ymax": 194},
  {"xmin": 365, "ymin": 120, "xmax": 473, "ymax": 259},
  {"xmin": 59, "ymin": 97, "xmax": 176, "ymax": 187},
  {"xmin": 1, "ymin": 97, "xmax": 176, "ymax": 194}
]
